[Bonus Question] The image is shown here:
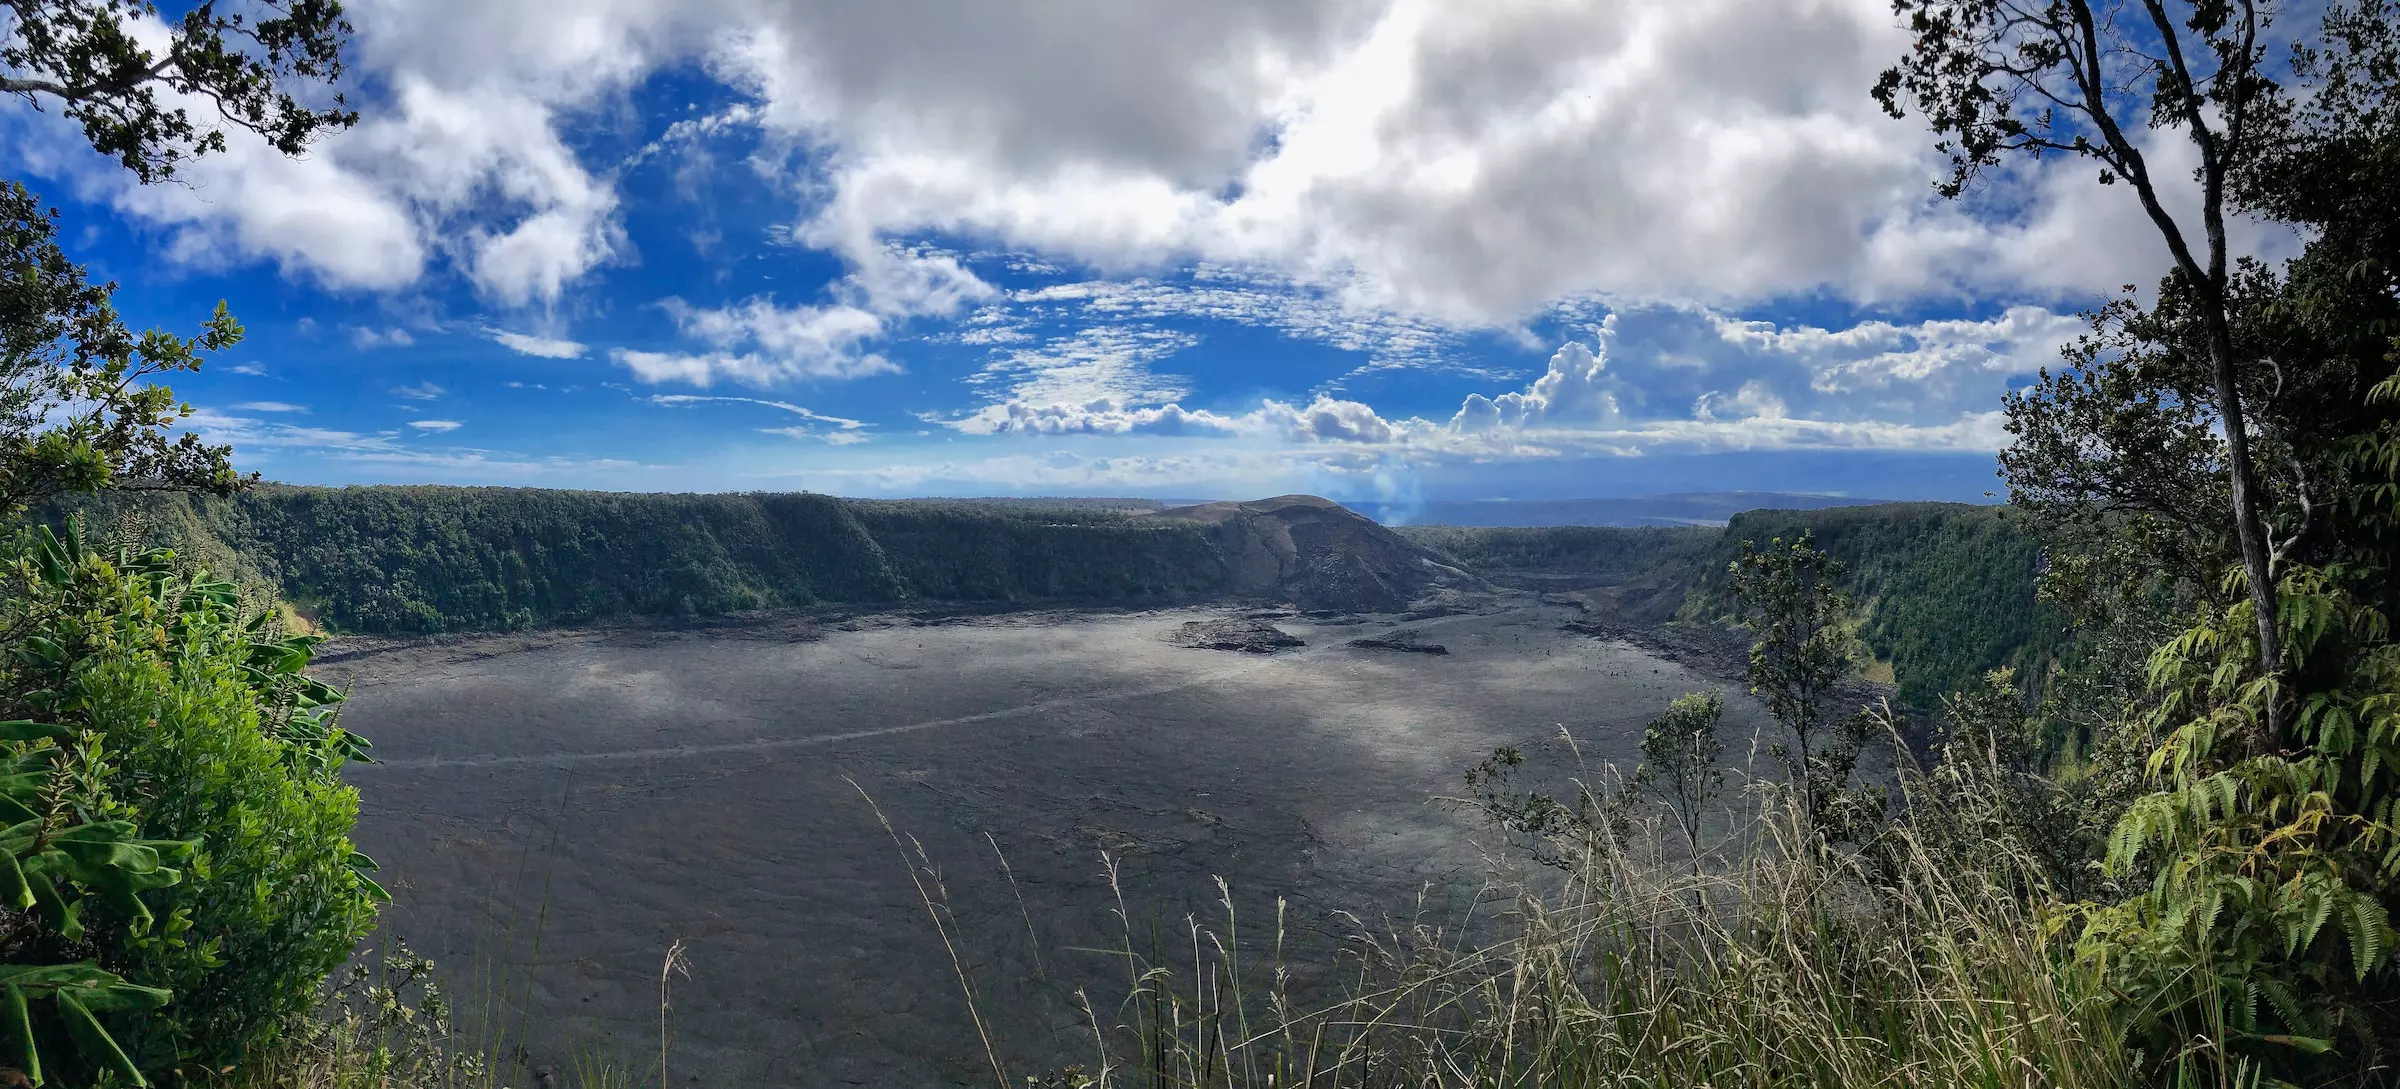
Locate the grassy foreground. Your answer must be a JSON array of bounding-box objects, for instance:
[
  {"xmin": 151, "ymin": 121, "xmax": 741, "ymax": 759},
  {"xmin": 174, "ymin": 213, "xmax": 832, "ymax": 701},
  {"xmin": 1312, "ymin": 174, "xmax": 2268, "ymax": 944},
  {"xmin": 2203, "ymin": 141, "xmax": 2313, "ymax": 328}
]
[{"xmin": 958, "ymin": 775, "xmax": 2142, "ymax": 1089}]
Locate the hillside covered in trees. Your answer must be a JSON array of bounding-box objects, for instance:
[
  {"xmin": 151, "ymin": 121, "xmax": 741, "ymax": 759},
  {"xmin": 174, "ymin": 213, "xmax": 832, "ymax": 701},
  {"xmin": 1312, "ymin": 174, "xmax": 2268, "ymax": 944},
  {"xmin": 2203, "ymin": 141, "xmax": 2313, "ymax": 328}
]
[
  {"xmin": 70, "ymin": 486, "xmax": 2050, "ymax": 712},
  {"xmin": 1681, "ymin": 505, "xmax": 2062, "ymax": 708},
  {"xmin": 65, "ymin": 487, "xmax": 1239, "ymax": 632}
]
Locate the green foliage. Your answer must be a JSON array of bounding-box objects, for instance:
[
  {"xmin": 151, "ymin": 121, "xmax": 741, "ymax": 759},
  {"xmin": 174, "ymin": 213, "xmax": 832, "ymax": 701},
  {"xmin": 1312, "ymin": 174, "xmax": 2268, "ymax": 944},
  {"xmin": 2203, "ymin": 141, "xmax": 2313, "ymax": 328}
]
[
  {"xmin": 1392, "ymin": 524, "xmax": 1716, "ymax": 581},
  {"xmin": 1, "ymin": 0, "xmax": 358, "ymax": 183},
  {"xmin": 1, "ymin": 0, "xmax": 362, "ymax": 523},
  {"xmin": 0, "ymin": 708, "xmax": 186, "ymax": 1087},
  {"xmin": 220, "ymin": 486, "xmax": 909, "ymax": 632},
  {"xmin": 62, "ymin": 488, "xmax": 1256, "ymax": 635},
  {"xmin": 850, "ymin": 500, "xmax": 1232, "ymax": 603},
  {"xmin": 0, "ymin": 519, "xmax": 381, "ymax": 1081},
  {"xmin": 1685, "ymin": 504, "xmax": 2061, "ymax": 709},
  {"xmin": 2076, "ymin": 563, "xmax": 2400, "ymax": 1081},
  {"xmin": 1728, "ymin": 533, "xmax": 1878, "ymax": 836},
  {"xmin": 1460, "ymin": 746, "xmax": 1633, "ymax": 871},
  {"xmin": 1636, "ymin": 691, "xmax": 1726, "ymax": 867},
  {"xmin": 1, "ymin": 183, "xmax": 249, "ymax": 519},
  {"xmin": 1967, "ymin": 8, "xmax": 2400, "ymax": 1079},
  {"xmin": 227, "ymin": 943, "xmax": 496, "ymax": 1089},
  {"xmin": 1904, "ymin": 669, "xmax": 2111, "ymax": 900}
]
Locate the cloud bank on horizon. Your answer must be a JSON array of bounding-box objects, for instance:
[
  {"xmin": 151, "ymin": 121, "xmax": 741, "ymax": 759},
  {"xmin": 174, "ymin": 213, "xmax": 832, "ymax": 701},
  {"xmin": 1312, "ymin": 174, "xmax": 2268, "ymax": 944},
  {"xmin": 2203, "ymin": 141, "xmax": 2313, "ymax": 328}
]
[{"xmin": 0, "ymin": 0, "xmax": 2295, "ymax": 504}]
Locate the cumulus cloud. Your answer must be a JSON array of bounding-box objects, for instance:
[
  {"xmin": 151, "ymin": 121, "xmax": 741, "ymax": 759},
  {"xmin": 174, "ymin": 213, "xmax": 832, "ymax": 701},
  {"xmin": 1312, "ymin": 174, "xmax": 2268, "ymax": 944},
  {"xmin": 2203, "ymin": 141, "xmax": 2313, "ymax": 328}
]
[
  {"xmin": 613, "ymin": 298, "xmax": 893, "ymax": 386},
  {"xmin": 1696, "ymin": 304, "xmax": 2084, "ymax": 423},
  {"xmin": 407, "ymin": 419, "xmax": 463, "ymax": 431},
  {"xmin": 614, "ymin": 244, "xmax": 991, "ymax": 386},
  {"xmin": 11, "ymin": 0, "xmax": 2291, "ymax": 324},
  {"xmin": 3, "ymin": 3, "xmax": 645, "ymax": 304},
  {"xmin": 1452, "ymin": 341, "xmax": 1625, "ymax": 432},
  {"xmin": 711, "ymin": 0, "xmax": 2283, "ymax": 319},
  {"xmin": 489, "ymin": 329, "xmax": 589, "ymax": 359}
]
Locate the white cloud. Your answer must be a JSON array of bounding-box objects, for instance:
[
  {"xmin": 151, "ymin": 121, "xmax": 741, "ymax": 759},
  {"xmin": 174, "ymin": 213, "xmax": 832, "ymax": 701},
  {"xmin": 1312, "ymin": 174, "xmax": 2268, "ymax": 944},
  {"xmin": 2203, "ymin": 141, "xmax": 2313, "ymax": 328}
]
[
  {"xmin": 1452, "ymin": 340, "xmax": 1624, "ymax": 432},
  {"xmin": 407, "ymin": 419, "xmax": 463, "ymax": 431},
  {"xmin": 393, "ymin": 382, "xmax": 446, "ymax": 401},
  {"xmin": 351, "ymin": 326, "xmax": 417, "ymax": 350},
  {"xmin": 935, "ymin": 302, "xmax": 2075, "ymax": 459},
  {"xmin": 970, "ymin": 325, "xmax": 1199, "ymax": 406},
  {"xmin": 759, "ymin": 424, "xmax": 873, "ymax": 445},
  {"xmin": 648, "ymin": 393, "xmax": 870, "ymax": 443},
  {"xmin": 184, "ymin": 408, "xmax": 659, "ymax": 482},
  {"xmin": 11, "ymin": 0, "xmax": 2294, "ymax": 326},
  {"xmin": 1697, "ymin": 304, "xmax": 2084, "ymax": 423},
  {"xmin": 613, "ymin": 300, "xmax": 893, "ymax": 386},
  {"xmin": 224, "ymin": 362, "xmax": 269, "ymax": 376},
  {"xmin": 614, "ymin": 244, "xmax": 993, "ymax": 387},
  {"xmin": 712, "ymin": 0, "xmax": 2285, "ymax": 320},
  {"xmin": 231, "ymin": 401, "xmax": 310, "ymax": 413},
  {"xmin": 5, "ymin": 6, "xmax": 639, "ymax": 305},
  {"xmin": 1004, "ymin": 275, "xmax": 1467, "ymax": 377},
  {"xmin": 943, "ymin": 399, "xmax": 1249, "ymax": 438},
  {"xmin": 489, "ymin": 329, "xmax": 589, "ymax": 359}
]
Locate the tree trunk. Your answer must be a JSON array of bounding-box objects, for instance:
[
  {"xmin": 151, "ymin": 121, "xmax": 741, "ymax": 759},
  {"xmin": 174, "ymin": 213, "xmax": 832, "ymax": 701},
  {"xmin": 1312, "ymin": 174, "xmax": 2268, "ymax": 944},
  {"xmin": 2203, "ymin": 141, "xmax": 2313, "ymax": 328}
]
[{"xmin": 2201, "ymin": 302, "xmax": 2288, "ymax": 743}]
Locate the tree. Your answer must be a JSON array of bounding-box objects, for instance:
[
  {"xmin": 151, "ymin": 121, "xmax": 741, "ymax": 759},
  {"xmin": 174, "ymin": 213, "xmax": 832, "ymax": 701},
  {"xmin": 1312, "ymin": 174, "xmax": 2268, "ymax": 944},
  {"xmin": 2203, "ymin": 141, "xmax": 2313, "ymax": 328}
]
[
  {"xmin": 1727, "ymin": 533, "xmax": 1873, "ymax": 835},
  {"xmin": 0, "ymin": 0, "xmax": 359, "ymax": 520},
  {"xmin": 1635, "ymin": 691, "xmax": 1726, "ymax": 885},
  {"xmin": 0, "ymin": 4, "xmax": 367, "ymax": 1082},
  {"xmin": 2, "ymin": 182, "xmax": 250, "ymax": 517},
  {"xmin": 1953, "ymin": 3, "xmax": 2400, "ymax": 1079},
  {"xmin": 2, "ymin": 0, "xmax": 357, "ymax": 183},
  {"xmin": 1876, "ymin": 0, "xmax": 2295, "ymax": 739}
]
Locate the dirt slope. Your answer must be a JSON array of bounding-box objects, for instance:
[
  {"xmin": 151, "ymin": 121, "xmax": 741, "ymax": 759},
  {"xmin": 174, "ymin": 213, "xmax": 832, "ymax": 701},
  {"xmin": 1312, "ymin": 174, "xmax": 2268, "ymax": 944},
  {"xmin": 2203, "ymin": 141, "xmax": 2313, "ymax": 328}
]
[{"xmin": 1151, "ymin": 495, "xmax": 1475, "ymax": 612}]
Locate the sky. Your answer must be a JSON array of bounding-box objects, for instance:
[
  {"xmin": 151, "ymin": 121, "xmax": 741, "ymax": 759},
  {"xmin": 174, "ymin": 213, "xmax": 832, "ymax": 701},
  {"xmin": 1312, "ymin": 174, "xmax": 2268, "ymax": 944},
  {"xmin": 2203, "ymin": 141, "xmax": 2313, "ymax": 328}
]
[{"xmin": 2, "ymin": 0, "xmax": 2297, "ymax": 509}]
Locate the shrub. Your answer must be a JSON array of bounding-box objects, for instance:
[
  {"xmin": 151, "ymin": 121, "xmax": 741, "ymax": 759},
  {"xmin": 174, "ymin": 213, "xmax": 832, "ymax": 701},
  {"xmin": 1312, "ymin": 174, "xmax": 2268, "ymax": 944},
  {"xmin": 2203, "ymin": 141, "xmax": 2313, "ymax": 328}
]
[{"xmin": 1, "ymin": 520, "xmax": 382, "ymax": 1082}]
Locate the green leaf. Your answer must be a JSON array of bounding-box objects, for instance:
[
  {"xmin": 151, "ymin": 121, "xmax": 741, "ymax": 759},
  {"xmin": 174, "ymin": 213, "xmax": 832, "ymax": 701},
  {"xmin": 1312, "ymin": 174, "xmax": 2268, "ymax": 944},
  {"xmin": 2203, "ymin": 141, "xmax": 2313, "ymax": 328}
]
[
  {"xmin": 26, "ymin": 871, "xmax": 81, "ymax": 944},
  {"xmin": 54, "ymin": 990, "xmax": 143, "ymax": 1087},
  {"xmin": 2249, "ymin": 1033, "xmax": 2336, "ymax": 1055},
  {"xmin": 2347, "ymin": 895, "xmax": 2390, "ymax": 981},
  {"xmin": 14, "ymin": 639, "xmax": 63, "ymax": 668},
  {"xmin": 32, "ymin": 526, "xmax": 66, "ymax": 585},
  {"xmin": 1, "ymin": 984, "xmax": 37, "ymax": 1086},
  {"xmin": 0, "ymin": 722, "xmax": 71, "ymax": 745},
  {"xmin": 0, "ymin": 851, "xmax": 31, "ymax": 911},
  {"xmin": 59, "ymin": 979, "xmax": 170, "ymax": 1015}
]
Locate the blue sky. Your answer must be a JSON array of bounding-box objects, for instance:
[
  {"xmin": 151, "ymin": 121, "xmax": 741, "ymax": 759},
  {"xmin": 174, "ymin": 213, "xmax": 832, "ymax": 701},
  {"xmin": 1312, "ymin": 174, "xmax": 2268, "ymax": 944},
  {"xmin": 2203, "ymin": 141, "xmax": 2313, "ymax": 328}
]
[{"xmin": 3, "ymin": 0, "xmax": 2296, "ymax": 507}]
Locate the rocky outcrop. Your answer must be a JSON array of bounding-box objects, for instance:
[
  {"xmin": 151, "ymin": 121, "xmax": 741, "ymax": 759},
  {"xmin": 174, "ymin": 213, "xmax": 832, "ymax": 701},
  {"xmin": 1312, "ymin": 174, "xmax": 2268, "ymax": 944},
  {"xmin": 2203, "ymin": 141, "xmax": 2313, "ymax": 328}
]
[
  {"xmin": 1169, "ymin": 618, "xmax": 1306, "ymax": 653},
  {"xmin": 1347, "ymin": 628, "xmax": 1449, "ymax": 655},
  {"xmin": 1150, "ymin": 495, "xmax": 1476, "ymax": 613}
]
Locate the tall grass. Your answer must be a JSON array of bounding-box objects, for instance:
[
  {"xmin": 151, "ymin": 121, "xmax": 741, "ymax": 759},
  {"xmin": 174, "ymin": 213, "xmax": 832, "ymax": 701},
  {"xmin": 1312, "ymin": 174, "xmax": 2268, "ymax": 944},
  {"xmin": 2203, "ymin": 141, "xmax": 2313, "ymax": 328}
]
[
  {"xmin": 975, "ymin": 766, "xmax": 2153, "ymax": 1089},
  {"xmin": 1050, "ymin": 819, "xmax": 2121, "ymax": 1088}
]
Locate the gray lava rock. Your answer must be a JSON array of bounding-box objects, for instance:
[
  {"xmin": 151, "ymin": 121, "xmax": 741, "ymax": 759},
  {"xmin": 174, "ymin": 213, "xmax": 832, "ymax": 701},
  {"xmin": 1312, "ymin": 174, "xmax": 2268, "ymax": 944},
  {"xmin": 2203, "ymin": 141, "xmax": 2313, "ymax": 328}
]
[
  {"xmin": 1347, "ymin": 628, "xmax": 1449, "ymax": 655},
  {"xmin": 1170, "ymin": 618, "xmax": 1306, "ymax": 653}
]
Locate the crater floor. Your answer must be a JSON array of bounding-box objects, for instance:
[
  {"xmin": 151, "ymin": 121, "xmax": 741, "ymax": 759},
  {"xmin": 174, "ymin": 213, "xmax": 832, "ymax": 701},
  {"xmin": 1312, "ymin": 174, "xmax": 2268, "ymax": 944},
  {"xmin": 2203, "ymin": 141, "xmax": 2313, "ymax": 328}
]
[{"xmin": 327, "ymin": 598, "xmax": 1770, "ymax": 1087}]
